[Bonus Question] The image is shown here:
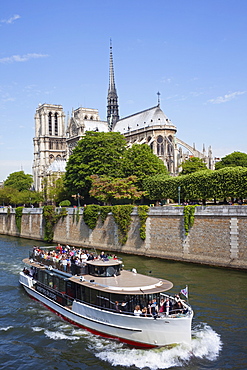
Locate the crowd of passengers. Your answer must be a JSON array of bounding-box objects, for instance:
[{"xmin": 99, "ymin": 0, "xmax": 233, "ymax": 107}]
[
  {"xmin": 31, "ymin": 244, "xmax": 118, "ymax": 273},
  {"xmin": 114, "ymin": 295, "xmax": 187, "ymax": 318}
]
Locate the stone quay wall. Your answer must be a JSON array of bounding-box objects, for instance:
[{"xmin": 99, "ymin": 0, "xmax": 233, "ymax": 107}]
[{"xmin": 0, "ymin": 206, "xmax": 247, "ymax": 269}]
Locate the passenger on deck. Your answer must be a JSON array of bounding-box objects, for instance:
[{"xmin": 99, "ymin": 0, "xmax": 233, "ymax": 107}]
[
  {"xmin": 149, "ymin": 299, "xmax": 158, "ymax": 317},
  {"xmin": 23, "ymin": 268, "xmax": 30, "ymax": 276},
  {"xmin": 141, "ymin": 307, "xmax": 148, "ymax": 317},
  {"xmin": 159, "ymin": 298, "xmax": 165, "ymax": 313},
  {"xmin": 134, "ymin": 305, "xmax": 142, "ymax": 316},
  {"xmin": 87, "ymin": 253, "xmax": 94, "ymax": 261},
  {"xmin": 121, "ymin": 301, "xmax": 128, "ymax": 312},
  {"xmin": 114, "ymin": 301, "xmax": 121, "ymax": 312},
  {"xmin": 165, "ymin": 297, "xmax": 170, "ymax": 316},
  {"xmin": 100, "ymin": 251, "xmax": 108, "ymax": 261}
]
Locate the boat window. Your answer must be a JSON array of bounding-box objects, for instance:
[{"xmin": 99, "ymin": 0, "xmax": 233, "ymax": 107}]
[
  {"xmin": 84, "ymin": 286, "xmax": 91, "ymax": 303},
  {"xmin": 47, "ymin": 274, "xmax": 53, "ymax": 288},
  {"xmin": 66, "ymin": 281, "xmax": 76, "ymax": 298},
  {"xmin": 89, "ymin": 288, "xmax": 98, "ymax": 305},
  {"xmin": 88, "ymin": 264, "xmax": 121, "ymax": 277},
  {"xmin": 96, "ymin": 291, "xmax": 111, "ymax": 309},
  {"xmin": 75, "ymin": 284, "xmax": 85, "ymax": 301}
]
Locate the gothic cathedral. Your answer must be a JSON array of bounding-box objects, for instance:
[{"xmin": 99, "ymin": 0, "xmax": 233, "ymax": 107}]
[{"xmin": 32, "ymin": 43, "xmax": 213, "ymax": 192}]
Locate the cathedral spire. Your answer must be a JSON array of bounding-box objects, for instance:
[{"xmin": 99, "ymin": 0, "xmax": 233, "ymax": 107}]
[{"xmin": 107, "ymin": 39, "xmax": 119, "ymax": 131}]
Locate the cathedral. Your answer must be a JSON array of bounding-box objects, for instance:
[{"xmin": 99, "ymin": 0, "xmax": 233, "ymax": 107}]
[{"xmin": 32, "ymin": 43, "xmax": 213, "ymax": 192}]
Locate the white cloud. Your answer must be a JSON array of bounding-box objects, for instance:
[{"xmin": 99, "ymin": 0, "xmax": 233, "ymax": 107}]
[
  {"xmin": 208, "ymin": 91, "xmax": 246, "ymax": 104},
  {"xmin": 0, "ymin": 53, "xmax": 49, "ymax": 63},
  {"xmin": 161, "ymin": 77, "xmax": 173, "ymax": 84},
  {"xmin": 1, "ymin": 14, "xmax": 20, "ymax": 24}
]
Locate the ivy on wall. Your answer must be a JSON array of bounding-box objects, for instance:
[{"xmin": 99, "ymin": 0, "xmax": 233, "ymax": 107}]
[
  {"xmin": 100, "ymin": 206, "xmax": 113, "ymax": 223},
  {"xmin": 76, "ymin": 207, "xmax": 80, "ymax": 223},
  {"xmin": 112, "ymin": 205, "xmax": 134, "ymax": 245},
  {"xmin": 43, "ymin": 205, "xmax": 67, "ymax": 242},
  {"xmin": 137, "ymin": 205, "xmax": 149, "ymax": 240},
  {"xmin": 83, "ymin": 205, "xmax": 100, "ymax": 230},
  {"xmin": 15, "ymin": 206, "xmax": 24, "ymax": 233},
  {"xmin": 83, "ymin": 205, "xmax": 148, "ymax": 244},
  {"xmin": 183, "ymin": 205, "xmax": 196, "ymax": 235}
]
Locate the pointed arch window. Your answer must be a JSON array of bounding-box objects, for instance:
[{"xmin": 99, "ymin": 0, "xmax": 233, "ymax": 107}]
[
  {"xmin": 148, "ymin": 136, "xmax": 154, "ymax": 152},
  {"xmin": 54, "ymin": 112, "xmax": 58, "ymax": 136},
  {"xmin": 157, "ymin": 135, "xmax": 164, "ymax": 155},
  {"xmin": 48, "ymin": 112, "xmax": 52, "ymax": 135}
]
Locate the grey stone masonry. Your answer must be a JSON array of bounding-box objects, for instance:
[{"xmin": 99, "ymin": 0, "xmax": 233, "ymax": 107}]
[
  {"xmin": 230, "ymin": 217, "xmax": 239, "ymax": 259},
  {"xmin": 0, "ymin": 205, "xmax": 247, "ymax": 269}
]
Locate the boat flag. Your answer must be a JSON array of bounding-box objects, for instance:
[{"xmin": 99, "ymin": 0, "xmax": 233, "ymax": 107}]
[{"xmin": 180, "ymin": 286, "xmax": 188, "ymax": 298}]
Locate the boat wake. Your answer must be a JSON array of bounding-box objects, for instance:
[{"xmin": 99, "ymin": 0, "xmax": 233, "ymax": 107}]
[
  {"xmin": 92, "ymin": 322, "xmax": 222, "ymax": 369},
  {"xmin": 29, "ymin": 310, "xmax": 222, "ymax": 369}
]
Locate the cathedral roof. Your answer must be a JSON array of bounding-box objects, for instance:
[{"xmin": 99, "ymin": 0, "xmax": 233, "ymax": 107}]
[
  {"xmin": 83, "ymin": 120, "xmax": 108, "ymax": 132},
  {"xmin": 113, "ymin": 105, "xmax": 177, "ymax": 134},
  {"xmin": 47, "ymin": 158, "xmax": 66, "ymax": 173}
]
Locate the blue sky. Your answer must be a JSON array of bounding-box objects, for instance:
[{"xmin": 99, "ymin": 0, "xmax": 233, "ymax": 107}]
[{"xmin": 0, "ymin": 0, "xmax": 246, "ymax": 181}]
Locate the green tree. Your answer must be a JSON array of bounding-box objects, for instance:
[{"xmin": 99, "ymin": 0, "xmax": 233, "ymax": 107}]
[
  {"xmin": 90, "ymin": 175, "xmax": 145, "ymax": 205},
  {"xmin": 64, "ymin": 131, "xmax": 127, "ymax": 198},
  {"xmin": 4, "ymin": 171, "xmax": 33, "ymax": 191},
  {"xmin": 121, "ymin": 144, "xmax": 169, "ymax": 189},
  {"xmin": 179, "ymin": 157, "xmax": 207, "ymax": 175},
  {"xmin": 17, "ymin": 190, "xmax": 43, "ymax": 206},
  {"xmin": 0, "ymin": 187, "xmax": 15, "ymax": 205},
  {"xmin": 215, "ymin": 151, "xmax": 247, "ymax": 170}
]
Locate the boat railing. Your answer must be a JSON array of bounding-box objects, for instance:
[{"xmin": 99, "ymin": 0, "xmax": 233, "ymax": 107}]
[
  {"xmin": 29, "ymin": 252, "xmax": 86, "ymax": 276},
  {"xmin": 33, "ymin": 279, "xmax": 191, "ymax": 318}
]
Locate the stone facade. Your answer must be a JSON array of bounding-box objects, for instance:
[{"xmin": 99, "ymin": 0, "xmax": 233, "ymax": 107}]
[
  {"xmin": 1, "ymin": 206, "xmax": 246, "ymax": 269},
  {"xmin": 32, "ymin": 44, "xmax": 213, "ymax": 191}
]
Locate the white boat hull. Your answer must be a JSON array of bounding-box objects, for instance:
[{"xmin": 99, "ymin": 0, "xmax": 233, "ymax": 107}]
[{"xmin": 20, "ymin": 272, "xmax": 193, "ymax": 348}]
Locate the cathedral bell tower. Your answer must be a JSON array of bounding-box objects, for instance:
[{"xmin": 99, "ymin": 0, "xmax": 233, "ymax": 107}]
[
  {"xmin": 32, "ymin": 103, "xmax": 66, "ymax": 192},
  {"xmin": 107, "ymin": 40, "xmax": 119, "ymax": 131}
]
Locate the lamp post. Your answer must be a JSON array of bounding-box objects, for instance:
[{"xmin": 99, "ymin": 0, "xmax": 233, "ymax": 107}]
[{"xmin": 178, "ymin": 186, "xmax": 181, "ymax": 205}]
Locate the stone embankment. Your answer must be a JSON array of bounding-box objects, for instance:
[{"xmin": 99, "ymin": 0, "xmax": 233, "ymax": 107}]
[{"xmin": 0, "ymin": 206, "xmax": 246, "ymax": 269}]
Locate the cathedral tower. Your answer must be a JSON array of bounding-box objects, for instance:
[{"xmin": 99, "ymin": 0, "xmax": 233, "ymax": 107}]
[
  {"xmin": 107, "ymin": 40, "xmax": 119, "ymax": 130},
  {"xmin": 33, "ymin": 104, "xmax": 66, "ymax": 191}
]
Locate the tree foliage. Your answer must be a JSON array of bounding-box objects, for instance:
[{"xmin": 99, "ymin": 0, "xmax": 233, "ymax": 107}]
[
  {"xmin": 215, "ymin": 151, "xmax": 247, "ymax": 170},
  {"xmin": 121, "ymin": 144, "xmax": 168, "ymax": 188},
  {"xmin": 64, "ymin": 131, "xmax": 127, "ymax": 198},
  {"xmin": 42, "ymin": 174, "xmax": 69, "ymax": 205},
  {"xmin": 89, "ymin": 175, "xmax": 145, "ymax": 205},
  {"xmin": 144, "ymin": 167, "xmax": 247, "ymax": 203},
  {"xmin": 179, "ymin": 157, "xmax": 208, "ymax": 175},
  {"xmin": 0, "ymin": 187, "xmax": 43, "ymax": 207},
  {"xmin": 4, "ymin": 171, "xmax": 33, "ymax": 191}
]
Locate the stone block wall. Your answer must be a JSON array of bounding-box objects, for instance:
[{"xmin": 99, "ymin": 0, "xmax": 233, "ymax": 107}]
[{"xmin": 0, "ymin": 205, "xmax": 246, "ymax": 269}]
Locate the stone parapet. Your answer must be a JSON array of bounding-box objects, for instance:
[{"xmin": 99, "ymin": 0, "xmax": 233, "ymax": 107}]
[{"xmin": 0, "ymin": 205, "xmax": 246, "ymax": 269}]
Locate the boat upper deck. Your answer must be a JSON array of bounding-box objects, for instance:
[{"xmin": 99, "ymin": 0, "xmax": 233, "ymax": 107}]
[
  {"xmin": 70, "ymin": 269, "xmax": 173, "ymax": 295},
  {"xmin": 23, "ymin": 257, "xmax": 173, "ymax": 295}
]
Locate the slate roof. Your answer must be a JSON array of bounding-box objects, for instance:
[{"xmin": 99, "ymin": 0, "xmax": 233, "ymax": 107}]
[{"xmin": 114, "ymin": 105, "xmax": 177, "ymax": 134}]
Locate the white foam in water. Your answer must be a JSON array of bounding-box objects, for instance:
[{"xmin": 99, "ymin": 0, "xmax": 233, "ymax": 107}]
[
  {"xmin": 32, "ymin": 326, "xmax": 44, "ymax": 332},
  {"xmin": 191, "ymin": 323, "xmax": 222, "ymax": 361},
  {"xmin": 0, "ymin": 326, "xmax": 13, "ymax": 331},
  {"xmin": 44, "ymin": 329, "xmax": 79, "ymax": 341},
  {"xmin": 94, "ymin": 323, "xmax": 222, "ymax": 370}
]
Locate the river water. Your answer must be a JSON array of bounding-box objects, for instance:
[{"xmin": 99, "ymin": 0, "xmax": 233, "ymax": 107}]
[{"xmin": 0, "ymin": 235, "xmax": 246, "ymax": 370}]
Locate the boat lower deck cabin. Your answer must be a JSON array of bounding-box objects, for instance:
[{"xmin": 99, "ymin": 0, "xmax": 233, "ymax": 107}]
[{"xmin": 23, "ymin": 249, "xmax": 189, "ymax": 317}]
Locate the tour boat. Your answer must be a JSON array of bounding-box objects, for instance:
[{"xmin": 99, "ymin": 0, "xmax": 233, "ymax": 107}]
[{"xmin": 19, "ymin": 248, "xmax": 193, "ymax": 348}]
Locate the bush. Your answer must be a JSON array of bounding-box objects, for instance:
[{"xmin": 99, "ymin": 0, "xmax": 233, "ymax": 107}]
[{"xmin": 59, "ymin": 200, "xmax": 71, "ymax": 207}]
